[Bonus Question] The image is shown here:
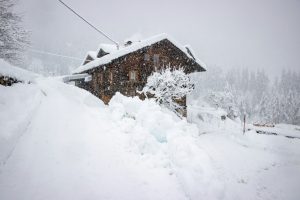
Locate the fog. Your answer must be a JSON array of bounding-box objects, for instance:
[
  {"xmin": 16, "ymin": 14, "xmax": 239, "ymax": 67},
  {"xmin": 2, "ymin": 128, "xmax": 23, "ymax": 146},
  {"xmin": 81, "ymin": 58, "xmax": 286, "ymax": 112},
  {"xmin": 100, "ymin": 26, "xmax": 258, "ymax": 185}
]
[{"xmin": 17, "ymin": 0, "xmax": 300, "ymax": 77}]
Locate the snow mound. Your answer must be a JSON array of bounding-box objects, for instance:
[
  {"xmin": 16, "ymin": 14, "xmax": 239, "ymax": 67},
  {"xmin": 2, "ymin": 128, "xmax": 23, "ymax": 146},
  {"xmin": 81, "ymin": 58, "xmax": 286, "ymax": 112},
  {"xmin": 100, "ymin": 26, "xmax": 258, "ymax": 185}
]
[
  {"xmin": 109, "ymin": 92, "xmax": 187, "ymax": 143},
  {"xmin": 188, "ymin": 98, "xmax": 240, "ymax": 133},
  {"xmin": 108, "ymin": 92, "xmax": 223, "ymax": 199},
  {"xmin": 0, "ymin": 59, "xmax": 39, "ymax": 82},
  {"xmin": 0, "ymin": 78, "xmax": 299, "ymax": 200},
  {"xmin": 0, "ymin": 79, "xmax": 221, "ymax": 200}
]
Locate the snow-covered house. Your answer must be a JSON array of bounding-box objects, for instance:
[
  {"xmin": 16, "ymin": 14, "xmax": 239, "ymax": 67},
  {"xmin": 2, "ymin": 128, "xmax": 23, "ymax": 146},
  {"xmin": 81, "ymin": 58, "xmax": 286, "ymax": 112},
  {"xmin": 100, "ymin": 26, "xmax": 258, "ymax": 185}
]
[{"xmin": 72, "ymin": 34, "xmax": 206, "ymax": 114}]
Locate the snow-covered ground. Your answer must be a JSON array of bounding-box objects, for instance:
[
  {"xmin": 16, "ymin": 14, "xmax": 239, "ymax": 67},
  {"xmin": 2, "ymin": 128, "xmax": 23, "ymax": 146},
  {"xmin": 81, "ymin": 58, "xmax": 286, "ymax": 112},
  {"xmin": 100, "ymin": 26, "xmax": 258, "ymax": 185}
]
[
  {"xmin": 0, "ymin": 76, "xmax": 300, "ymax": 200},
  {"xmin": 248, "ymin": 123, "xmax": 300, "ymax": 139}
]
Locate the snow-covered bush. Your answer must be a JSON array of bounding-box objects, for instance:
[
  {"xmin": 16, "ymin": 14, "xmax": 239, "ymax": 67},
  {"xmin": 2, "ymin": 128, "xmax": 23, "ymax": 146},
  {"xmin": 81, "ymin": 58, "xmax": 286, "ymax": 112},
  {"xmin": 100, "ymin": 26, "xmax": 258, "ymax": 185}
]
[
  {"xmin": 204, "ymin": 86, "xmax": 239, "ymax": 120},
  {"xmin": 141, "ymin": 68, "xmax": 194, "ymax": 116}
]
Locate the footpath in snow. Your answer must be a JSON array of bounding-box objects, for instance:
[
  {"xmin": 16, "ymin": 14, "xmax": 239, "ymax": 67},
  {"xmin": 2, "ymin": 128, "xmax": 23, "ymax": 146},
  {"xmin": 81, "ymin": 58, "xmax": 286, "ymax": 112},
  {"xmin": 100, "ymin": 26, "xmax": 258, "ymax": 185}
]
[{"xmin": 0, "ymin": 78, "xmax": 300, "ymax": 200}]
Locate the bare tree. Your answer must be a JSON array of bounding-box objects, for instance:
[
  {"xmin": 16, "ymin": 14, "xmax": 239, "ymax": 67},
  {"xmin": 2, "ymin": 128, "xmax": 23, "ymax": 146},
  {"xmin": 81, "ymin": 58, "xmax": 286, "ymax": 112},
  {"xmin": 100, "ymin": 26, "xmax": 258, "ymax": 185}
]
[{"xmin": 0, "ymin": 0, "xmax": 29, "ymax": 66}]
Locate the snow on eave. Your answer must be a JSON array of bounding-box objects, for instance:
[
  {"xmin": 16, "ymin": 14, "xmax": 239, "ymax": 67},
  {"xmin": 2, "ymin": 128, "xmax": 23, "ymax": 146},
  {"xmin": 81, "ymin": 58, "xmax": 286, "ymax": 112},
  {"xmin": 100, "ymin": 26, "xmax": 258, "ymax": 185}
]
[
  {"xmin": 61, "ymin": 73, "xmax": 90, "ymax": 83},
  {"xmin": 73, "ymin": 33, "xmax": 206, "ymax": 74},
  {"xmin": 0, "ymin": 59, "xmax": 39, "ymax": 83},
  {"xmin": 184, "ymin": 44, "xmax": 207, "ymax": 71}
]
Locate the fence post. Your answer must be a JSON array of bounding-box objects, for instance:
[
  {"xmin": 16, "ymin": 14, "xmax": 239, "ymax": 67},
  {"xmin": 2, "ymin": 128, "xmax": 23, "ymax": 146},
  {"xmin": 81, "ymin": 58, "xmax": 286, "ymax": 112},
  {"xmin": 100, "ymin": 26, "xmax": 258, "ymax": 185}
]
[{"xmin": 243, "ymin": 115, "xmax": 246, "ymax": 134}]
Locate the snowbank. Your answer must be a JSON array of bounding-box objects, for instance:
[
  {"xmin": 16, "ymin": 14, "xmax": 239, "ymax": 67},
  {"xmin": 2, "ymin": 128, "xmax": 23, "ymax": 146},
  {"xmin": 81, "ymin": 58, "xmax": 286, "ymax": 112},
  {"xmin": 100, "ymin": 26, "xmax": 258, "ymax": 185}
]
[
  {"xmin": 188, "ymin": 98, "xmax": 240, "ymax": 133},
  {"xmin": 0, "ymin": 59, "xmax": 39, "ymax": 83},
  {"xmin": 109, "ymin": 93, "xmax": 223, "ymax": 199},
  {"xmin": 0, "ymin": 78, "xmax": 299, "ymax": 200}
]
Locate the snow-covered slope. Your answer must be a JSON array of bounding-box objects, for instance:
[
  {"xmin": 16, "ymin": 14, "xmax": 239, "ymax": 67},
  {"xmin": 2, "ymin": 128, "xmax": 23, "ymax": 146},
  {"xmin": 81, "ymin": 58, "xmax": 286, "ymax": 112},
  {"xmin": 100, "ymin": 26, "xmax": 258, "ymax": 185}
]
[{"xmin": 0, "ymin": 78, "xmax": 299, "ymax": 200}]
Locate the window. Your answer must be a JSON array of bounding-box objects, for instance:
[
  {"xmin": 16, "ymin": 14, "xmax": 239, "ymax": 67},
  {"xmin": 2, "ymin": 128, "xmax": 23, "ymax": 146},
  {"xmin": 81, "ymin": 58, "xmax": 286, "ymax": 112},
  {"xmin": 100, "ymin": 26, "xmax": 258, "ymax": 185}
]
[
  {"xmin": 153, "ymin": 54, "xmax": 159, "ymax": 66},
  {"xmin": 144, "ymin": 54, "xmax": 150, "ymax": 61},
  {"xmin": 109, "ymin": 71, "xmax": 113, "ymax": 83},
  {"xmin": 93, "ymin": 74, "xmax": 99, "ymax": 93},
  {"xmin": 98, "ymin": 73, "xmax": 103, "ymax": 84},
  {"xmin": 129, "ymin": 70, "xmax": 137, "ymax": 81},
  {"xmin": 129, "ymin": 90, "xmax": 136, "ymax": 96},
  {"xmin": 95, "ymin": 83, "xmax": 99, "ymax": 93},
  {"xmin": 93, "ymin": 74, "xmax": 97, "ymax": 87},
  {"xmin": 142, "ymin": 73, "xmax": 147, "ymax": 82}
]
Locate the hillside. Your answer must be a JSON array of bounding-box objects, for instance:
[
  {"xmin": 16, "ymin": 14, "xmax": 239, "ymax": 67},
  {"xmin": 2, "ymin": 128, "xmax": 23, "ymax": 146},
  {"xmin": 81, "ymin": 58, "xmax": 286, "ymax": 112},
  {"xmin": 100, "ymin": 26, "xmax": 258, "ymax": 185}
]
[{"xmin": 0, "ymin": 77, "xmax": 300, "ymax": 200}]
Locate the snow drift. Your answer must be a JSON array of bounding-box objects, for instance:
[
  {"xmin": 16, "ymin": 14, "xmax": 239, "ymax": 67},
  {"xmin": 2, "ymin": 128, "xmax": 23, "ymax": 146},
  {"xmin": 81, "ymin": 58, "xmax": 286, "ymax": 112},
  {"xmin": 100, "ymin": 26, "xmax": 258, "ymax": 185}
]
[{"xmin": 0, "ymin": 77, "xmax": 300, "ymax": 200}]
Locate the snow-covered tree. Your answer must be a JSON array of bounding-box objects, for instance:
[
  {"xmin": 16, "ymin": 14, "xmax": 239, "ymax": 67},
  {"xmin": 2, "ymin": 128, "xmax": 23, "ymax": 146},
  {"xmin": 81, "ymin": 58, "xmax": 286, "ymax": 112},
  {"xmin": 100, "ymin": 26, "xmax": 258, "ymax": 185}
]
[
  {"xmin": 186, "ymin": 65, "xmax": 300, "ymax": 125},
  {"xmin": 141, "ymin": 68, "xmax": 194, "ymax": 116},
  {"xmin": 0, "ymin": 0, "xmax": 29, "ymax": 66},
  {"xmin": 204, "ymin": 84, "xmax": 240, "ymax": 120}
]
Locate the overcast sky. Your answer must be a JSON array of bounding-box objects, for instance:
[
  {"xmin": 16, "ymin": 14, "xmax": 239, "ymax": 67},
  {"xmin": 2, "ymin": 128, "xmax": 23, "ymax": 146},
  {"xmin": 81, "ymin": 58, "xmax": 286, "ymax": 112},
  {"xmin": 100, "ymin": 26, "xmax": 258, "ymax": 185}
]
[{"xmin": 17, "ymin": 0, "xmax": 300, "ymax": 77}]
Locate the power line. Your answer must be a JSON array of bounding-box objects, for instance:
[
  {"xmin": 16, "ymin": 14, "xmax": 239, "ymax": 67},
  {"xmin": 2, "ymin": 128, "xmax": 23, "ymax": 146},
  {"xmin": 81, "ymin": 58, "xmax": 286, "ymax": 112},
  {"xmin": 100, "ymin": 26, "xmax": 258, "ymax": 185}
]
[
  {"xmin": 58, "ymin": 0, "xmax": 119, "ymax": 49},
  {"xmin": 25, "ymin": 44, "xmax": 93, "ymax": 62}
]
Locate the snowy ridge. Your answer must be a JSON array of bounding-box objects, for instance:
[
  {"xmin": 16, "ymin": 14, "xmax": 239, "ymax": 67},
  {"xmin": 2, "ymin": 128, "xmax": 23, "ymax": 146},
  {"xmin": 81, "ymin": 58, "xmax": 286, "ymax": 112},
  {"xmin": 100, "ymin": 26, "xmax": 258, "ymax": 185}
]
[
  {"xmin": 0, "ymin": 59, "xmax": 39, "ymax": 82},
  {"xmin": 73, "ymin": 33, "xmax": 207, "ymax": 74}
]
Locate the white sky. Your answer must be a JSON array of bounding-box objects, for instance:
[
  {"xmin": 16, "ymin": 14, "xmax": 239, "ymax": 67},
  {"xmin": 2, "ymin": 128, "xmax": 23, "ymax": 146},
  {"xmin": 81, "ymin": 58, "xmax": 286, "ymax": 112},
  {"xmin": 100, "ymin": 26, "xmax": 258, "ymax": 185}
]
[{"xmin": 18, "ymin": 0, "xmax": 300, "ymax": 77}]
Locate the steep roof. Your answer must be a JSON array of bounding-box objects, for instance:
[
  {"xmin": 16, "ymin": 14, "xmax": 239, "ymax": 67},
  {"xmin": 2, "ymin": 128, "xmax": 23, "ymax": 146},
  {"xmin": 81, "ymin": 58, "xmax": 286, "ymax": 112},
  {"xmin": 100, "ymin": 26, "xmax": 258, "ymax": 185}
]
[
  {"xmin": 73, "ymin": 33, "xmax": 206, "ymax": 74},
  {"xmin": 87, "ymin": 51, "xmax": 97, "ymax": 59},
  {"xmin": 96, "ymin": 44, "xmax": 118, "ymax": 55},
  {"xmin": 81, "ymin": 51, "xmax": 97, "ymax": 66}
]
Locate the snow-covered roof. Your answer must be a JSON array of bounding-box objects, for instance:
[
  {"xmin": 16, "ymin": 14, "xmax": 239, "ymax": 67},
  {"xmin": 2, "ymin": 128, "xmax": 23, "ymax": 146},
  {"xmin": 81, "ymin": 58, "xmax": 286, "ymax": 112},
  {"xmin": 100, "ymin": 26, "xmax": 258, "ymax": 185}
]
[
  {"xmin": 123, "ymin": 33, "xmax": 142, "ymax": 44},
  {"xmin": 0, "ymin": 59, "xmax": 39, "ymax": 82},
  {"xmin": 184, "ymin": 45, "xmax": 207, "ymax": 70},
  {"xmin": 81, "ymin": 51, "xmax": 97, "ymax": 66},
  {"xmin": 96, "ymin": 44, "xmax": 118, "ymax": 55},
  {"xmin": 73, "ymin": 33, "xmax": 206, "ymax": 74},
  {"xmin": 87, "ymin": 51, "xmax": 97, "ymax": 59}
]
